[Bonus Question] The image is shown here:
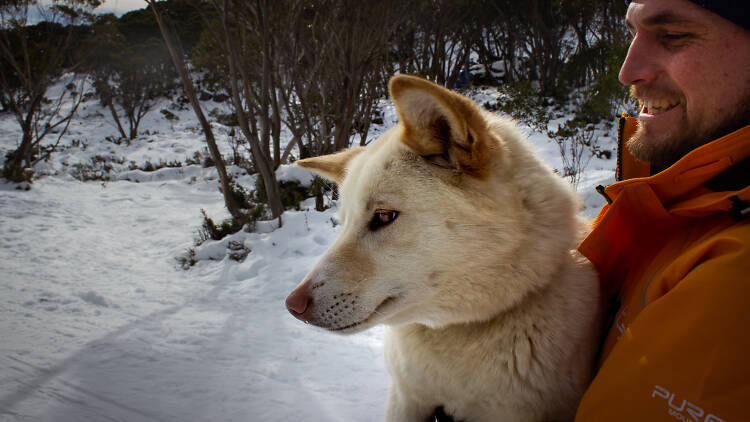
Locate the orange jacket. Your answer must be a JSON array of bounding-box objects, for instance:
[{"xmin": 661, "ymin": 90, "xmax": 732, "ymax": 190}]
[{"xmin": 575, "ymin": 116, "xmax": 750, "ymax": 422}]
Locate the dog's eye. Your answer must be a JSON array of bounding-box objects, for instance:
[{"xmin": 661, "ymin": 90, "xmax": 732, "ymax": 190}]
[{"xmin": 369, "ymin": 209, "xmax": 399, "ymax": 231}]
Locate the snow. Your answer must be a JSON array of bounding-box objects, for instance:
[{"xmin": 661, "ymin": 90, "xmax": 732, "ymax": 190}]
[
  {"xmin": 275, "ymin": 163, "xmax": 315, "ymax": 185},
  {"xmin": 0, "ymin": 80, "xmax": 616, "ymax": 421}
]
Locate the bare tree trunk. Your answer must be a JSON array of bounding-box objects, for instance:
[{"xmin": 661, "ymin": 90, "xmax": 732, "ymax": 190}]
[
  {"xmin": 4, "ymin": 130, "xmax": 34, "ymax": 182},
  {"xmin": 127, "ymin": 109, "xmax": 137, "ymax": 139},
  {"xmin": 11, "ymin": 94, "xmax": 42, "ymax": 176},
  {"xmin": 270, "ymin": 71, "xmax": 281, "ymax": 168},
  {"xmin": 2, "ymin": 85, "xmax": 77, "ymax": 183},
  {"xmin": 314, "ymin": 183, "xmax": 324, "ymax": 212},
  {"xmin": 1, "ymin": 47, "xmax": 79, "ymax": 182},
  {"xmin": 106, "ymin": 102, "xmax": 128, "ymax": 140},
  {"xmin": 147, "ymin": 0, "xmax": 244, "ymax": 222},
  {"xmin": 212, "ymin": 0, "xmax": 283, "ymax": 221},
  {"xmin": 281, "ymin": 135, "xmax": 302, "ymax": 163}
]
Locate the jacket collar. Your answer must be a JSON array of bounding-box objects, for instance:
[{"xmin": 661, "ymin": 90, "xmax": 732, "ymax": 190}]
[
  {"xmin": 580, "ymin": 119, "xmax": 750, "ymax": 300},
  {"xmin": 605, "ymin": 116, "xmax": 750, "ymax": 216}
]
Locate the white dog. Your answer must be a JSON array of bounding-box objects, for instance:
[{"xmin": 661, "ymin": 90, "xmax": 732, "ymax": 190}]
[{"xmin": 285, "ymin": 75, "xmax": 601, "ymax": 422}]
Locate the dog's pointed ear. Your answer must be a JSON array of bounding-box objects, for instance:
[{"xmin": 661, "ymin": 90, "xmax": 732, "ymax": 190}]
[
  {"xmin": 295, "ymin": 147, "xmax": 365, "ymax": 184},
  {"xmin": 389, "ymin": 75, "xmax": 492, "ymax": 177}
]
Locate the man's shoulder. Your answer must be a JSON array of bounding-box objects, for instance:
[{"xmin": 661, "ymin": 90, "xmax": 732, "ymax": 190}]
[{"xmin": 576, "ymin": 215, "xmax": 750, "ymax": 422}]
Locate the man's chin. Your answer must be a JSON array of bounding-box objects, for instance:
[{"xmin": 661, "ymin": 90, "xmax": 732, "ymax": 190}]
[
  {"xmin": 628, "ymin": 117, "xmax": 750, "ymax": 173},
  {"xmin": 626, "ymin": 123, "xmax": 689, "ymax": 172},
  {"xmin": 627, "ymin": 88, "xmax": 750, "ymax": 173}
]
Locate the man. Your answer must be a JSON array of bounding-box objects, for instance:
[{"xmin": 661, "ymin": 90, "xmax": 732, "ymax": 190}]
[{"xmin": 575, "ymin": 1, "xmax": 750, "ymax": 421}]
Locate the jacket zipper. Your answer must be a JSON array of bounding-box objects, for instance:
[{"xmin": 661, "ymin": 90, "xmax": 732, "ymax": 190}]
[{"xmin": 616, "ymin": 113, "xmax": 628, "ymax": 182}]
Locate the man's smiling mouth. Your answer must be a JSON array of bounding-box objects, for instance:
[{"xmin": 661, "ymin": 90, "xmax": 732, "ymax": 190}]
[{"xmin": 640, "ymin": 98, "xmax": 680, "ymax": 115}]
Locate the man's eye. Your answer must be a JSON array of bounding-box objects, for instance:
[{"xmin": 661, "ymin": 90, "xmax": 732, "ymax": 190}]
[
  {"xmin": 369, "ymin": 209, "xmax": 399, "ymax": 231},
  {"xmin": 664, "ymin": 32, "xmax": 689, "ymax": 40},
  {"xmin": 659, "ymin": 32, "xmax": 693, "ymax": 50}
]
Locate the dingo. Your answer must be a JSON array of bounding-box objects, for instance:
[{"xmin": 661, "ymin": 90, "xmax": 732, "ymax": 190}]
[{"xmin": 285, "ymin": 75, "xmax": 601, "ymax": 422}]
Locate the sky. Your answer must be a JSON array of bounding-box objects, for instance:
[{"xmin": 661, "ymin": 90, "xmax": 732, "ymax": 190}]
[
  {"xmin": 29, "ymin": 0, "xmax": 147, "ymax": 23},
  {"xmin": 97, "ymin": 0, "xmax": 148, "ymax": 16}
]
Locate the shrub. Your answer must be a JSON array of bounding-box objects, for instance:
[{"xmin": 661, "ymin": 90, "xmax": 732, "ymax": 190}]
[
  {"xmin": 105, "ymin": 135, "xmax": 130, "ymax": 146},
  {"xmin": 208, "ymin": 107, "xmax": 239, "ymax": 127},
  {"xmin": 160, "ymin": 109, "xmax": 179, "ymax": 121},
  {"xmin": 138, "ymin": 159, "xmax": 182, "ymax": 172},
  {"xmin": 197, "ymin": 209, "xmax": 244, "ymax": 244},
  {"xmin": 547, "ymin": 119, "xmax": 600, "ymax": 190},
  {"xmin": 202, "ymin": 153, "xmax": 215, "ymax": 168},
  {"xmin": 176, "ymin": 248, "xmax": 197, "ymax": 269},
  {"xmin": 186, "ymin": 150, "xmax": 203, "ymax": 166},
  {"xmin": 70, "ymin": 155, "xmax": 126, "ymax": 181},
  {"xmin": 255, "ymin": 175, "xmax": 313, "ymax": 211},
  {"xmin": 487, "ymin": 81, "xmax": 552, "ymax": 134},
  {"xmin": 228, "ymin": 179, "xmax": 253, "ymax": 209}
]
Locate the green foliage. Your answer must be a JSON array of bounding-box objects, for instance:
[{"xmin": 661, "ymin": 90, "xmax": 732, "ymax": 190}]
[
  {"xmin": 562, "ymin": 37, "xmax": 632, "ymax": 123},
  {"xmin": 185, "ymin": 149, "xmax": 215, "ymax": 168},
  {"xmin": 202, "ymin": 153, "xmax": 215, "ymax": 168},
  {"xmin": 181, "ymin": 211, "xmax": 253, "ymax": 269},
  {"xmin": 185, "ymin": 150, "xmax": 204, "ymax": 166},
  {"xmin": 197, "ymin": 209, "xmax": 244, "ymax": 243},
  {"xmin": 176, "ymin": 247, "xmax": 196, "ymax": 269},
  {"xmin": 139, "ymin": 159, "xmax": 182, "ymax": 172},
  {"xmin": 191, "ymin": 17, "xmax": 233, "ymax": 93},
  {"xmin": 195, "ymin": 204, "xmax": 262, "ymax": 243},
  {"xmin": 279, "ymin": 181, "xmax": 313, "ymax": 211},
  {"xmin": 228, "ymin": 179, "xmax": 253, "ymax": 209},
  {"xmin": 160, "ymin": 109, "xmax": 179, "ymax": 120},
  {"xmin": 255, "ymin": 174, "xmax": 315, "ymax": 211},
  {"xmin": 208, "ymin": 107, "xmax": 238, "ymax": 127},
  {"xmin": 547, "ymin": 119, "xmax": 598, "ymax": 188},
  {"xmin": 70, "ymin": 154, "xmax": 122, "ymax": 181},
  {"xmin": 243, "ymin": 203, "xmax": 265, "ymax": 232},
  {"xmin": 488, "ymin": 81, "xmax": 552, "ymax": 133},
  {"xmin": 68, "ymin": 155, "xmax": 184, "ymax": 181},
  {"xmin": 0, "ymin": 8, "xmax": 93, "ymax": 90},
  {"xmin": 0, "ymin": 17, "xmax": 82, "ymax": 181},
  {"xmin": 116, "ymin": 0, "xmax": 210, "ymax": 51},
  {"xmin": 486, "ymin": 81, "xmax": 614, "ymax": 190},
  {"xmin": 79, "ymin": 14, "xmax": 178, "ymax": 139}
]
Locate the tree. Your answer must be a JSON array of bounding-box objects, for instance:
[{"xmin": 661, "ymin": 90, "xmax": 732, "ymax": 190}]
[
  {"xmin": 397, "ymin": 0, "xmax": 475, "ymax": 88},
  {"xmin": 146, "ymin": 0, "xmax": 247, "ymax": 223},
  {"xmin": 0, "ymin": 0, "xmax": 100, "ymax": 183},
  {"xmin": 206, "ymin": 0, "xmax": 285, "ymax": 220},
  {"xmin": 81, "ymin": 16, "xmax": 176, "ymax": 140},
  {"xmin": 270, "ymin": 0, "xmax": 409, "ymax": 155}
]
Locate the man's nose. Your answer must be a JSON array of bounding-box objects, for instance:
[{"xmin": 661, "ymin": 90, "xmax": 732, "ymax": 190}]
[{"xmin": 619, "ymin": 34, "xmax": 661, "ymax": 86}]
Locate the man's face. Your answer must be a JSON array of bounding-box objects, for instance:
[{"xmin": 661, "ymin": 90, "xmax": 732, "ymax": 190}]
[{"xmin": 620, "ymin": 0, "xmax": 750, "ymax": 171}]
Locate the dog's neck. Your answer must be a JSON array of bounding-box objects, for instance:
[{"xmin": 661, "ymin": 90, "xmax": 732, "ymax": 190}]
[{"xmin": 393, "ymin": 250, "xmax": 580, "ymax": 345}]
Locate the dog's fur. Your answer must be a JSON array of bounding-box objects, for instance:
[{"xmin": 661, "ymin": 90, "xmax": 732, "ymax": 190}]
[{"xmin": 285, "ymin": 75, "xmax": 601, "ymax": 422}]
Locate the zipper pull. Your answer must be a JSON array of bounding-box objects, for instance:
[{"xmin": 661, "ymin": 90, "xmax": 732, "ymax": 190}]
[
  {"xmin": 596, "ymin": 185, "xmax": 613, "ymax": 205},
  {"xmin": 729, "ymin": 196, "xmax": 750, "ymax": 221}
]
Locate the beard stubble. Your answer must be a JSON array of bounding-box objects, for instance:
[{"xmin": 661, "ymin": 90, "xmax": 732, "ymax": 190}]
[{"xmin": 627, "ymin": 85, "xmax": 750, "ymax": 173}]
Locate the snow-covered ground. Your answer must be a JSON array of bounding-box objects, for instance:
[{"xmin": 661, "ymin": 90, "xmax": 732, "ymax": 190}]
[{"xmin": 0, "ymin": 81, "xmax": 616, "ymax": 421}]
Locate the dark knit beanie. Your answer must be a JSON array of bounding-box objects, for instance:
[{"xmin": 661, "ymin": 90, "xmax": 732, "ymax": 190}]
[
  {"xmin": 687, "ymin": 0, "xmax": 750, "ymax": 31},
  {"xmin": 626, "ymin": 1, "xmax": 750, "ymax": 32}
]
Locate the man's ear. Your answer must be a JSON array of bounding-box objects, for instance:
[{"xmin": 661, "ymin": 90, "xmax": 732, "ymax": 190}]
[
  {"xmin": 295, "ymin": 147, "xmax": 366, "ymax": 184},
  {"xmin": 389, "ymin": 74, "xmax": 493, "ymax": 177}
]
